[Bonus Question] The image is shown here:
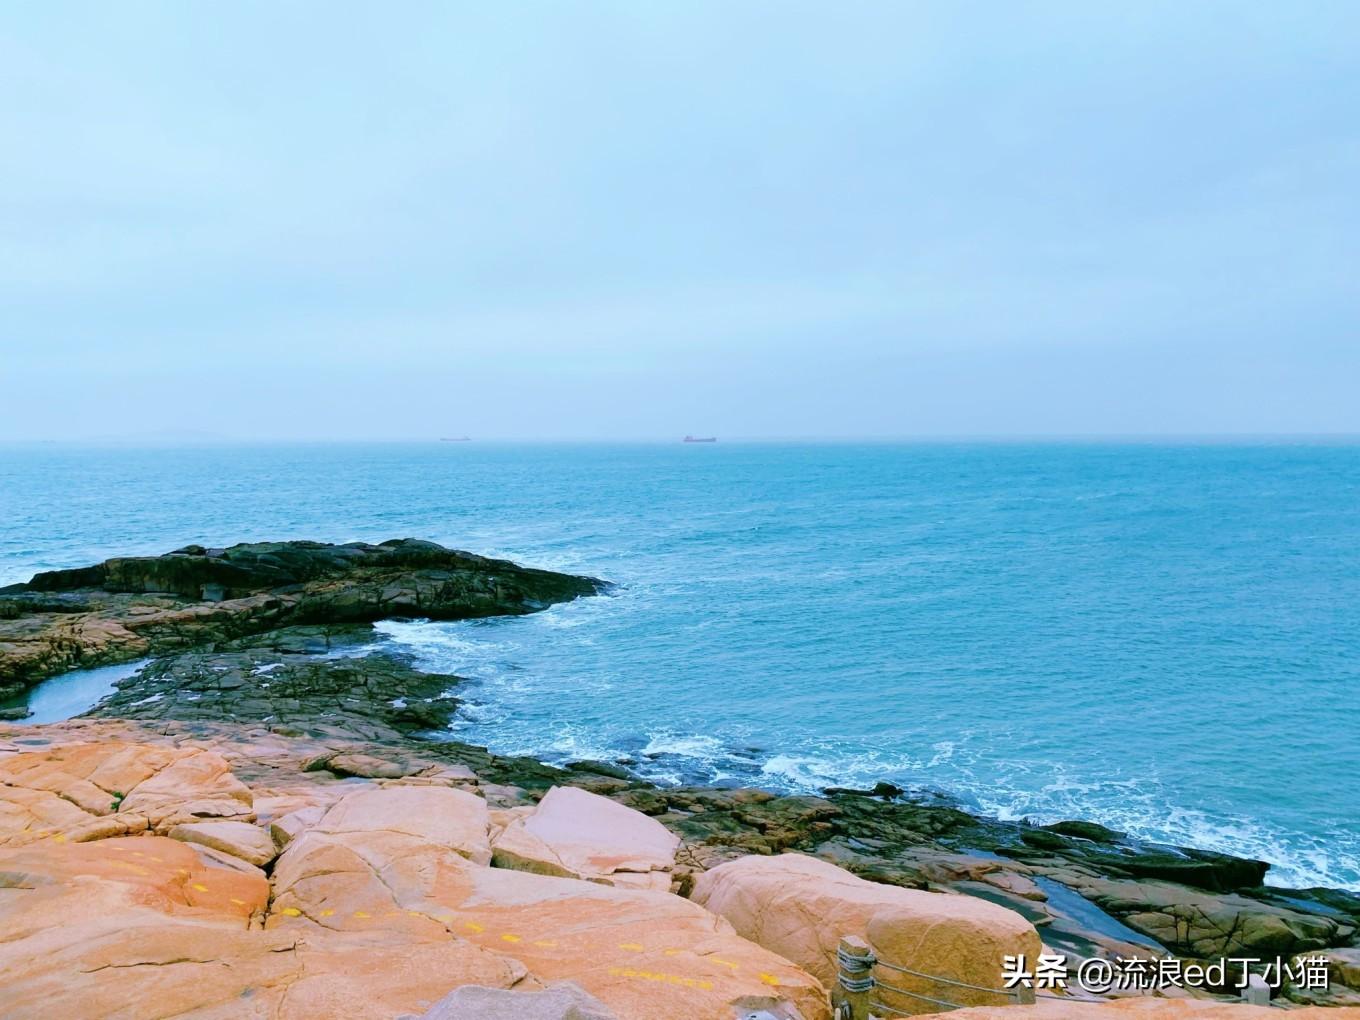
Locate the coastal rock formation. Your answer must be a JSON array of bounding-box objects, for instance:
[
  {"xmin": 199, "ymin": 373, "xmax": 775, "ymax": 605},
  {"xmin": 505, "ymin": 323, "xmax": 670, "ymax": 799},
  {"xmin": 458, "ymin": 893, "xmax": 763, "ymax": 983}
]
[
  {"xmin": 945, "ymin": 1002, "xmax": 1360, "ymax": 1019},
  {"xmin": 0, "ymin": 834, "xmax": 528, "ymax": 1018},
  {"xmin": 491, "ymin": 784, "xmax": 680, "ymax": 891},
  {"xmin": 647, "ymin": 784, "xmax": 1360, "ymax": 979},
  {"xmin": 0, "ymin": 740, "xmax": 252, "ymax": 846},
  {"xmin": 693, "ymin": 852, "xmax": 1042, "ymax": 1010},
  {"xmin": 418, "ymin": 981, "xmax": 620, "ymax": 1019},
  {"xmin": 0, "ymin": 538, "xmax": 605, "ymax": 697},
  {"xmin": 3, "ymin": 539, "xmax": 1359, "ymax": 1015},
  {"xmin": 169, "ymin": 818, "xmax": 279, "ymax": 867},
  {"xmin": 0, "ymin": 738, "xmax": 828, "ymax": 1020},
  {"xmin": 267, "ymin": 775, "xmax": 826, "ymax": 1018}
]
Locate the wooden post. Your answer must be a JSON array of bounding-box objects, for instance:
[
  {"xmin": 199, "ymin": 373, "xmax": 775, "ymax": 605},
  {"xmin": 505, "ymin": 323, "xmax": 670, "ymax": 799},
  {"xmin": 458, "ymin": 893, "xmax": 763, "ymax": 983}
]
[{"xmin": 835, "ymin": 935, "xmax": 875, "ymax": 1020}]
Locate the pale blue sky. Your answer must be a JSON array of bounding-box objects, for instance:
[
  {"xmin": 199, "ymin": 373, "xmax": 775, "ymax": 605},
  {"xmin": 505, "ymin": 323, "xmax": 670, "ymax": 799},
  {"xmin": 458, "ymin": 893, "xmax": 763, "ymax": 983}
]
[{"xmin": 2, "ymin": 2, "xmax": 1357, "ymax": 439}]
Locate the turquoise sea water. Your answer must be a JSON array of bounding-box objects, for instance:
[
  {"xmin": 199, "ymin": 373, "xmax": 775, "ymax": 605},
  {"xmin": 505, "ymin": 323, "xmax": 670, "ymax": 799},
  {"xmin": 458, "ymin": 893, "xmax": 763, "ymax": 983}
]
[{"xmin": 2, "ymin": 441, "xmax": 1357, "ymax": 890}]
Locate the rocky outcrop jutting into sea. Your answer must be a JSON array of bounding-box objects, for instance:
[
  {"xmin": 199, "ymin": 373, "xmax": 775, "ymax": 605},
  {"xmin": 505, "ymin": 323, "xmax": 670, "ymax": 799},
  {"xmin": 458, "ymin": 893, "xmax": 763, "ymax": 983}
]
[{"xmin": 0, "ymin": 538, "xmax": 605, "ymax": 699}]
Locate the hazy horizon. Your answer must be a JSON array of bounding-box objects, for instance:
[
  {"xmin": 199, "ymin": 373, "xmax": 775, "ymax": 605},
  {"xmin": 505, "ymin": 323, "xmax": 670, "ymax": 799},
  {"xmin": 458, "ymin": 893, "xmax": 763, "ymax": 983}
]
[{"xmin": 4, "ymin": 2, "xmax": 1358, "ymax": 441}]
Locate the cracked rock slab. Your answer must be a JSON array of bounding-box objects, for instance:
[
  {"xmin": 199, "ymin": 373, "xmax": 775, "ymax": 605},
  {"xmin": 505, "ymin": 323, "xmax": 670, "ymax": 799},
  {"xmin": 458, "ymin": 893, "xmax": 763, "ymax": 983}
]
[
  {"xmin": 491, "ymin": 785, "xmax": 679, "ymax": 892},
  {"xmin": 170, "ymin": 818, "xmax": 277, "ymax": 867}
]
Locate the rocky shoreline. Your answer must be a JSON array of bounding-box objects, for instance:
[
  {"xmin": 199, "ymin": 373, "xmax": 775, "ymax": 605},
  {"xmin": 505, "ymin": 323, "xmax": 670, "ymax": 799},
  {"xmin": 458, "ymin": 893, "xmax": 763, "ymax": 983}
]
[{"xmin": 2, "ymin": 540, "xmax": 1357, "ymax": 1017}]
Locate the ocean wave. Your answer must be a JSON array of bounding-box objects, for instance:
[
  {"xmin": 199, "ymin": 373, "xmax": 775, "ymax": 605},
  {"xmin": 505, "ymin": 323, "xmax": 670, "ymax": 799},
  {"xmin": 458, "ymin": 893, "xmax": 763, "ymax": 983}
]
[{"xmin": 379, "ymin": 619, "xmax": 1360, "ymax": 893}]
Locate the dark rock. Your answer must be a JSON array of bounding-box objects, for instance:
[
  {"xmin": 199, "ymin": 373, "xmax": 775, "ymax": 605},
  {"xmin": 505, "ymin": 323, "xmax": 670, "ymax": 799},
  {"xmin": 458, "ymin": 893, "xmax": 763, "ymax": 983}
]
[
  {"xmin": 1042, "ymin": 820, "xmax": 1125, "ymax": 843},
  {"xmin": 1115, "ymin": 848, "xmax": 1269, "ymax": 892},
  {"xmin": 0, "ymin": 706, "xmax": 33, "ymax": 721},
  {"xmin": 0, "ymin": 539, "xmax": 604, "ymax": 697},
  {"xmin": 564, "ymin": 760, "xmax": 636, "ymax": 782},
  {"xmin": 615, "ymin": 789, "xmax": 669, "ymax": 816},
  {"xmin": 823, "ymin": 781, "xmax": 904, "ymax": 800},
  {"xmin": 84, "ymin": 630, "xmax": 464, "ymax": 741},
  {"xmin": 1020, "ymin": 829, "xmax": 1074, "ymax": 852}
]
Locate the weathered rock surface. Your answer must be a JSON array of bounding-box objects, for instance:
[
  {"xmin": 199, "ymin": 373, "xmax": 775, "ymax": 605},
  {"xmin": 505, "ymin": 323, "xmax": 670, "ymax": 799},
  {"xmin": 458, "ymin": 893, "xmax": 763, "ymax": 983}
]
[
  {"xmin": 0, "ymin": 538, "xmax": 604, "ymax": 697},
  {"xmin": 946, "ymin": 1002, "xmax": 1360, "ymax": 1018},
  {"xmin": 418, "ymin": 981, "xmax": 620, "ymax": 1019},
  {"xmin": 694, "ymin": 852, "xmax": 1042, "ymax": 1012},
  {"xmin": 0, "ymin": 738, "xmax": 826, "ymax": 1019},
  {"xmin": 492, "ymin": 784, "xmax": 680, "ymax": 891},
  {"xmin": 169, "ymin": 817, "xmax": 278, "ymax": 867},
  {"xmin": 0, "ymin": 739, "xmax": 252, "ymax": 846},
  {"xmin": 80, "ymin": 624, "xmax": 483, "ymax": 745},
  {"xmin": 269, "ymin": 779, "xmax": 828, "ymax": 1019},
  {"xmin": 637, "ymin": 783, "xmax": 1360, "ymax": 986}
]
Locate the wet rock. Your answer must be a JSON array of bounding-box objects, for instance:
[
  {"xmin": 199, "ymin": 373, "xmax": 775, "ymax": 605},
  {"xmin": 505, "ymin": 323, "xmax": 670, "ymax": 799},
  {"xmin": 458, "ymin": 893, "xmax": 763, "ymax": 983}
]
[
  {"xmin": 0, "ymin": 538, "xmax": 604, "ymax": 697},
  {"xmin": 823, "ymin": 781, "xmax": 904, "ymax": 800},
  {"xmin": 1041, "ymin": 820, "xmax": 1124, "ymax": 843},
  {"xmin": 1002, "ymin": 839, "xmax": 1271, "ymax": 893},
  {"xmin": 564, "ymin": 760, "xmax": 636, "ymax": 781},
  {"xmin": 1044, "ymin": 873, "xmax": 1353, "ymax": 958},
  {"xmin": 90, "ymin": 638, "xmax": 465, "ymax": 737}
]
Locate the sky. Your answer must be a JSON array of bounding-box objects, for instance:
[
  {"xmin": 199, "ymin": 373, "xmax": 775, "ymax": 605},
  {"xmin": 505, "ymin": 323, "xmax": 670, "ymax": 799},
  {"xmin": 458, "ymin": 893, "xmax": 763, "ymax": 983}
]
[{"xmin": 2, "ymin": 1, "xmax": 1358, "ymax": 440}]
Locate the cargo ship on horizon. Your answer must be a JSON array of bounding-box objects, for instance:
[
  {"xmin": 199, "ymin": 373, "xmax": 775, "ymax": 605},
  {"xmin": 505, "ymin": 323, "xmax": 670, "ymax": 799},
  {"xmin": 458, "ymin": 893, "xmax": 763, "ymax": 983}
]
[{"xmin": 683, "ymin": 435, "xmax": 717, "ymax": 443}]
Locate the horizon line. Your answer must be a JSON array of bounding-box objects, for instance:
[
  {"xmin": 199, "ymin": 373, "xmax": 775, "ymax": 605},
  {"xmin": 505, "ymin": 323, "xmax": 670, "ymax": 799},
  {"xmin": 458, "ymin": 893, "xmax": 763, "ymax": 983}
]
[{"xmin": 5, "ymin": 432, "xmax": 1360, "ymax": 446}]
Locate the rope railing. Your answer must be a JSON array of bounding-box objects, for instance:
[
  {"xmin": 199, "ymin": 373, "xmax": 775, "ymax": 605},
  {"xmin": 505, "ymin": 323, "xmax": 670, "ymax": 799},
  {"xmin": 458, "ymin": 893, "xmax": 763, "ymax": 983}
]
[
  {"xmin": 832, "ymin": 933, "xmax": 1283, "ymax": 1017},
  {"xmin": 832, "ymin": 934, "xmax": 1032, "ymax": 1019},
  {"xmin": 875, "ymin": 957, "xmax": 1026, "ymax": 998}
]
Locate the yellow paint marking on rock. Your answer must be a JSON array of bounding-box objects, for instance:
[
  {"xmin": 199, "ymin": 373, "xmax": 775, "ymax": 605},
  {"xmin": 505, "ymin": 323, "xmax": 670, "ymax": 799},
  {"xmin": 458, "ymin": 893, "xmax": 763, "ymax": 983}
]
[
  {"xmin": 279, "ymin": 907, "xmax": 302, "ymax": 917},
  {"xmin": 532, "ymin": 940, "xmax": 558, "ymax": 948},
  {"xmin": 759, "ymin": 972, "xmax": 780, "ymax": 986},
  {"xmin": 190, "ymin": 882, "xmax": 208, "ymax": 891},
  {"xmin": 607, "ymin": 967, "xmax": 713, "ymax": 991},
  {"xmin": 320, "ymin": 909, "xmax": 335, "ymax": 917},
  {"xmin": 711, "ymin": 957, "xmax": 739, "ymax": 970},
  {"xmin": 500, "ymin": 934, "xmax": 522, "ymax": 943},
  {"xmin": 618, "ymin": 942, "xmax": 644, "ymax": 951},
  {"xmin": 230, "ymin": 898, "xmax": 246, "ymax": 906},
  {"xmin": 463, "ymin": 921, "xmax": 484, "ymax": 933},
  {"xmin": 353, "ymin": 911, "xmax": 371, "ymax": 918},
  {"xmin": 51, "ymin": 833, "xmax": 66, "ymax": 843}
]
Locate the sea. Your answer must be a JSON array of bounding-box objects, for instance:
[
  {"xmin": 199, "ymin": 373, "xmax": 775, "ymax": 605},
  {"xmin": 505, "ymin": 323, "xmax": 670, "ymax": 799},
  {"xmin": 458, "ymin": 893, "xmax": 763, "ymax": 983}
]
[{"xmin": 2, "ymin": 440, "xmax": 1357, "ymax": 891}]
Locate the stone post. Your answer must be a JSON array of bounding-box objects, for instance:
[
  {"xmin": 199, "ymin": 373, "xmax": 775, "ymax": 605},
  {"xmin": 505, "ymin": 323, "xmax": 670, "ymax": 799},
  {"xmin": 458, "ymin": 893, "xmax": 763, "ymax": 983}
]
[
  {"xmin": 834, "ymin": 935, "xmax": 876, "ymax": 1020},
  {"xmin": 1242, "ymin": 973, "xmax": 1271, "ymax": 1006}
]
